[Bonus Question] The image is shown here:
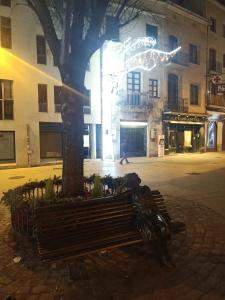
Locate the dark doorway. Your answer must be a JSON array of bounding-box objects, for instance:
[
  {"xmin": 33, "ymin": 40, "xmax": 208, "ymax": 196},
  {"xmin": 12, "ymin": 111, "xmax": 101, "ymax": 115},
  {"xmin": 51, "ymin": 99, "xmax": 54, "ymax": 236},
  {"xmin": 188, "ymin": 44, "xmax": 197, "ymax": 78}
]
[
  {"xmin": 168, "ymin": 73, "xmax": 178, "ymax": 110},
  {"xmin": 120, "ymin": 126, "xmax": 146, "ymax": 157}
]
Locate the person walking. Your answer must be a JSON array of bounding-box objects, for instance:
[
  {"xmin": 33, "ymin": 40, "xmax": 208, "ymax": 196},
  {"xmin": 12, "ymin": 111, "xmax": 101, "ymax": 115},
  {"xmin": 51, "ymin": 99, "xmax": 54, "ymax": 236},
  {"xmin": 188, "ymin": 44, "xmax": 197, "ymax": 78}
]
[{"xmin": 120, "ymin": 140, "xmax": 130, "ymax": 165}]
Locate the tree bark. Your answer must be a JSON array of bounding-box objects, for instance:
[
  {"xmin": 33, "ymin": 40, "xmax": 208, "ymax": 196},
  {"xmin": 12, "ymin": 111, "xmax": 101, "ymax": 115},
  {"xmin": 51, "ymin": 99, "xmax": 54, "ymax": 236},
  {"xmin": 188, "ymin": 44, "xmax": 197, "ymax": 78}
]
[
  {"xmin": 61, "ymin": 86, "xmax": 84, "ymax": 197},
  {"xmin": 60, "ymin": 55, "xmax": 87, "ymax": 197}
]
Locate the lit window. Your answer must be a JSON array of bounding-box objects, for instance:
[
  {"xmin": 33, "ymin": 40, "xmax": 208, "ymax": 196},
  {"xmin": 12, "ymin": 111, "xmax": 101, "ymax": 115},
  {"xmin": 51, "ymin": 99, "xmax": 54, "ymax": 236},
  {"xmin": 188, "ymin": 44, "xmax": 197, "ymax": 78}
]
[
  {"xmin": 0, "ymin": 80, "xmax": 13, "ymax": 120},
  {"xmin": 36, "ymin": 35, "xmax": 46, "ymax": 64},
  {"xmin": 38, "ymin": 84, "xmax": 48, "ymax": 112}
]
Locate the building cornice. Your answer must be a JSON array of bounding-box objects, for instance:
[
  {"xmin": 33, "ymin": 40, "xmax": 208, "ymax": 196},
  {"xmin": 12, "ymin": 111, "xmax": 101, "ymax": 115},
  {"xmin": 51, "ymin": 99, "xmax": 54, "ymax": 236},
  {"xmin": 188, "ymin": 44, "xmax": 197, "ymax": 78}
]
[
  {"xmin": 208, "ymin": 0, "xmax": 225, "ymax": 12},
  {"xmin": 165, "ymin": 2, "xmax": 208, "ymax": 25}
]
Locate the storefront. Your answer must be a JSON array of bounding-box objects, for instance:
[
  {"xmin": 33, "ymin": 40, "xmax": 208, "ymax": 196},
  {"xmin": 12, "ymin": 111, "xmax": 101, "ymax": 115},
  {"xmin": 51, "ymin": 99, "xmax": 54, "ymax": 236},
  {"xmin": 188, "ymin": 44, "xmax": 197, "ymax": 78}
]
[
  {"xmin": 163, "ymin": 113, "xmax": 206, "ymax": 154},
  {"xmin": 39, "ymin": 122, "xmax": 63, "ymax": 159},
  {"xmin": 120, "ymin": 121, "xmax": 147, "ymax": 157}
]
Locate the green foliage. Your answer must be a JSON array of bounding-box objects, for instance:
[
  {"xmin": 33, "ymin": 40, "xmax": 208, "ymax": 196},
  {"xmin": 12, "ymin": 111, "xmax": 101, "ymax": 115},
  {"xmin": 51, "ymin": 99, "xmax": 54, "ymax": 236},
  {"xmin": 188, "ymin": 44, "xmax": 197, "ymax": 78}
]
[
  {"xmin": 92, "ymin": 175, "xmax": 103, "ymax": 198},
  {"xmin": 44, "ymin": 178, "xmax": 56, "ymax": 201}
]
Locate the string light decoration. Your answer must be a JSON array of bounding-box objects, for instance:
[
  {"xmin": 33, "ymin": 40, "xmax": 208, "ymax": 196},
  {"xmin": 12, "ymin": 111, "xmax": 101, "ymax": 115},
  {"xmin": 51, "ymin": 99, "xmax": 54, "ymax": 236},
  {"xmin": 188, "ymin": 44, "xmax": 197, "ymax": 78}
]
[{"xmin": 123, "ymin": 38, "xmax": 181, "ymax": 73}]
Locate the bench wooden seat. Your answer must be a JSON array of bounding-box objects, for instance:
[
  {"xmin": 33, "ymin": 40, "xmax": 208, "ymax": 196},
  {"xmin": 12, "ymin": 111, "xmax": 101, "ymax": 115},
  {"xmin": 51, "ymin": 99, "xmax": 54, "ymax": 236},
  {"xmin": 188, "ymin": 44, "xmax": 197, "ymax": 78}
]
[{"xmin": 36, "ymin": 190, "xmax": 184, "ymax": 262}]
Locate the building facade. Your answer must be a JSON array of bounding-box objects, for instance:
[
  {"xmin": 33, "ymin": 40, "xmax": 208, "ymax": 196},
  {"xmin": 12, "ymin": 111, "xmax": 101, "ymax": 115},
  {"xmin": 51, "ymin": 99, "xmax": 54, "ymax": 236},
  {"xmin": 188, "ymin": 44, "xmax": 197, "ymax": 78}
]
[
  {"xmin": 0, "ymin": 0, "xmax": 224, "ymax": 167},
  {"xmin": 205, "ymin": 0, "xmax": 225, "ymax": 152},
  {"xmin": 101, "ymin": 0, "xmax": 208, "ymax": 159},
  {"xmin": 0, "ymin": 0, "xmax": 101, "ymax": 167}
]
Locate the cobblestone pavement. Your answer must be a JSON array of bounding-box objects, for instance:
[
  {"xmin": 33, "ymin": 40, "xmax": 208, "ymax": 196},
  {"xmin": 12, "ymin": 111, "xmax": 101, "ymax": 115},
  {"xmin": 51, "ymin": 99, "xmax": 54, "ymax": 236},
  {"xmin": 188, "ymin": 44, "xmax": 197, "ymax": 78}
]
[{"xmin": 1, "ymin": 196, "xmax": 225, "ymax": 300}]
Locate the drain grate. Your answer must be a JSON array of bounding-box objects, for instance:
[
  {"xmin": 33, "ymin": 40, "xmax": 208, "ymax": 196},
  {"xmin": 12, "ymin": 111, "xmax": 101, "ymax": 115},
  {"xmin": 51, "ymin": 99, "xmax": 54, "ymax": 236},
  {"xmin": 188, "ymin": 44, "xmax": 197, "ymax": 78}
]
[
  {"xmin": 187, "ymin": 172, "xmax": 201, "ymax": 176},
  {"xmin": 9, "ymin": 176, "xmax": 25, "ymax": 180}
]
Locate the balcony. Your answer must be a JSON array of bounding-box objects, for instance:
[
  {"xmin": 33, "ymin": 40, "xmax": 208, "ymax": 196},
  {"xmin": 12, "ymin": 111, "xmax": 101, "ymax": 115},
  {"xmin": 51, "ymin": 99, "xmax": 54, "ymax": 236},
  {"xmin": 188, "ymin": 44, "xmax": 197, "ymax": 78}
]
[
  {"xmin": 165, "ymin": 98, "xmax": 189, "ymax": 113},
  {"xmin": 207, "ymin": 95, "xmax": 225, "ymax": 110},
  {"xmin": 208, "ymin": 62, "xmax": 222, "ymax": 74},
  {"xmin": 168, "ymin": 51, "xmax": 189, "ymax": 67},
  {"xmin": 118, "ymin": 92, "xmax": 154, "ymax": 113}
]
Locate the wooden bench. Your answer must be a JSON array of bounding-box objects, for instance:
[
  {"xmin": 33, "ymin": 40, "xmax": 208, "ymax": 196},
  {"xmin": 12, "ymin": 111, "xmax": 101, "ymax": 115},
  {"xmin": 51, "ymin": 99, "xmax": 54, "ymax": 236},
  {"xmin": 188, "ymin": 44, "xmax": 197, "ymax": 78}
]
[{"xmin": 35, "ymin": 190, "xmax": 184, "ymax": 262}]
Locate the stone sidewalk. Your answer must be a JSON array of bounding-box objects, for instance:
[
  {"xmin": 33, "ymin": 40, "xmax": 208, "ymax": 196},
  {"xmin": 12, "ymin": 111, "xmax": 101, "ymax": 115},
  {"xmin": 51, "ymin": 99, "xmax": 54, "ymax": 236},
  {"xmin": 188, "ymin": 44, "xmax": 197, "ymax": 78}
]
[{"xmin": 1, "ymin": 196, "xmax": 225, "ymax": 300}]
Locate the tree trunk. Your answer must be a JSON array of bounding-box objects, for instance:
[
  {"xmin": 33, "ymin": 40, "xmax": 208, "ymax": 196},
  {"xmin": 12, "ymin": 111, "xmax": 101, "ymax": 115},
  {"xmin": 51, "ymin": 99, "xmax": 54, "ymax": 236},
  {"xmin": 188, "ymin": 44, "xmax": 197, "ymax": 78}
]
[{"xmin": 61, "ymin": 79, "xmax": 85, "ymax": 197}]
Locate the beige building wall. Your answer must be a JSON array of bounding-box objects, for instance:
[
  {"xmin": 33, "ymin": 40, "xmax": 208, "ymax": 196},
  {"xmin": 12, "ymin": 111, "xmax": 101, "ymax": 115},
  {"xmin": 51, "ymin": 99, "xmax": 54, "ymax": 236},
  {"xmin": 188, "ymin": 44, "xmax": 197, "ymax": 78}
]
[{"xmin": 0, "ymin": 2, "xmax": 101, "ymax": 166}]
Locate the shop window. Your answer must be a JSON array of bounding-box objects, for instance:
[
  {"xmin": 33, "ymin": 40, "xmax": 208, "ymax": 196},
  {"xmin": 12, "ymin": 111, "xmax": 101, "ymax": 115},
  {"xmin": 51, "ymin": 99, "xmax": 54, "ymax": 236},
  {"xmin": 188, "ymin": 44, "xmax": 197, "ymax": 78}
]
[
  {"xmin": 0, "ymin": 0, "xmax": 11, "ymax": 6},
  {"xmin": 149, "ymin": 79, "xmax": 159, "ymax": 97},
  {"xmin": 190, "ymin": 84, "xmax": 199, "ymax": 105},
  {"xmin": 207, "ymin": 121, "xmax": 217, "ymax": 150},
  {"xmin": 54, "ymin": 86, "xmax": 62, "ymax": 113},
  {"xmin": 38, "ymin": 84, "xmax": 48, "ymax": 112},
  {"xmin": 189, "ymin": 44, "xmax": 198, "ymax": 64},
  {"xmin": 210, "ymin": 17, "xmax": 216, "ymax": 33},
  {"xmin": 127, "ymin": 72, "xmax": 140, "ymax": 105},
  {"xmin": 146, "ymin": 24, "xmax": 158, "ymax": 44},
  {"xmin": 36, "ymin": 35, "xmax": 46, "ymax": 64},
  {"xmin": 0, "ymin": 16, "xmax": 11, "ymax": 48},
  {"xmin": 0, "ymin": 79, "xmax": 13, "ymax": 120}
]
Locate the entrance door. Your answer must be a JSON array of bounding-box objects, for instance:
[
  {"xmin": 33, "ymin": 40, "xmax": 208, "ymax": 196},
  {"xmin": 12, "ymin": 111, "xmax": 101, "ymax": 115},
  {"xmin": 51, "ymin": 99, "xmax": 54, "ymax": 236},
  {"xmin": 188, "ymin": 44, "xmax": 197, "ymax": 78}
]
[
  {"xmin": 120, "ymin": 127, "xmax": 146, "ymax": 157},
  {"xmin": 222, "ymin": 122, "xmax": 225, "ymax": 151}
]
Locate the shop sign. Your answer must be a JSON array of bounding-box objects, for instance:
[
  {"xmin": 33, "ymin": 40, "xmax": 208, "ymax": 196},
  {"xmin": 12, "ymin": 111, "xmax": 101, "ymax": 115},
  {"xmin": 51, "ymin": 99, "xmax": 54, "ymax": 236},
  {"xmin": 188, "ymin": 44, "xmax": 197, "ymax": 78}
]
[
  {"xmin": 217, "ymin": 84, "xmax": 225, "ymax": 93},
  {"xmin": 211, "ymin": 75, "xmax": 222, "ymax": 84}
]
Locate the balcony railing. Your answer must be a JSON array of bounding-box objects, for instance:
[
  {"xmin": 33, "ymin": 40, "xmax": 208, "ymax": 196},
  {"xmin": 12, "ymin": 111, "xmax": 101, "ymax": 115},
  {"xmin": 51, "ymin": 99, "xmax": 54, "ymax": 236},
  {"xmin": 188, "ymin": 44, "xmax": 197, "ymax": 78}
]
[
  {"xmin": 169, "ymin": 51, "xmax": 189, "ymax": 67},
  {"xmin": 208, "ymin": 61, "xmax": 222, "ymax": 73},
  {"xmin": 119, "ymin": 92, "xmax": 155, "ymax": 112},
  {"xmin": 207, "ymin": 95, "xmax": 225, "ymax": 107},
  {"xmin": 165, "ymin": 98, "xmax": 189, "ymax": 113}
]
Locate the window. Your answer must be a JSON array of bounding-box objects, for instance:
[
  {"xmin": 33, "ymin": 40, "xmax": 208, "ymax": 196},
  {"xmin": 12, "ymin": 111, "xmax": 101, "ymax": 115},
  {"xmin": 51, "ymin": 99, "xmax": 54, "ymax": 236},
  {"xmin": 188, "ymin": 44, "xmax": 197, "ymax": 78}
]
[
  {"xmin": 0, "ymin": 17, "xmax": 11, "ymax": 48},
  {"xmin": 38, "ymin": 84, "xmax": 48, "ymax": 112},
  {"xmin": 54, "ymin": 86, "xmax": 62, "ymax": 113},
  {"xmin": 0, "ymin": 131, "xmax": 15, "ymax": 161},
  {"xmin": 0, "ymin": 0, "xmax": 11, "ymax": 6},
  {"xmin": 169, "ymin": 35, "xmax": 178, "ymax": 51},
  {"xmin": 0, "ymin": 80, "xmax": 13, "ymax": 120},
  {"xmin": 127, "ymin": 72, "xmax": 140, "ymax": 105},
  {"xmin": 149, "ymin": 79, "xmax": 159, "ymax": 97},
  {"xmin": 83, "ymin": 89, "xmax": 91, "ymax": 114},
  {"xmin": 209, "ymin": 48, "xmax": 216, "ymax": 71},
  {"xmin": 36, "ymin": 35, "xmax": 46, "ymax": 64},
  {"xmin": 189, "ymin": 44, "xmax": 198, "ymax": 64},
  {"xmin": 146, "ymin": 24, "xmax": 158, "ymax": 44},
  {"xmin": 223, "ymin": 24, "xmax": 225, "ymax": 38},
  {"xmin": 190, "ymin": 84, "xmax": 199, "ymax": 105},
  {"xmin": 210, "ymin": 17, "xmax": 216, "ymax": 33},
  {"xmin": 223, "ymin": 54, "xmax": 225, "ymax": 68}
]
